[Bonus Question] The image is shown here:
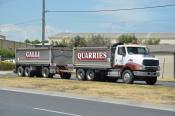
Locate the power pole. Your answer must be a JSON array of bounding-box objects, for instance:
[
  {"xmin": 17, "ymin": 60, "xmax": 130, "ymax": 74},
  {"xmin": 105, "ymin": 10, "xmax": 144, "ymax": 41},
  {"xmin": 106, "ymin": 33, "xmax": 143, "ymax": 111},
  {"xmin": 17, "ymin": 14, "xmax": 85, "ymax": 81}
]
[{"xmin": 42, "ymin": 0, "xmax": 45, "ymax": 47}]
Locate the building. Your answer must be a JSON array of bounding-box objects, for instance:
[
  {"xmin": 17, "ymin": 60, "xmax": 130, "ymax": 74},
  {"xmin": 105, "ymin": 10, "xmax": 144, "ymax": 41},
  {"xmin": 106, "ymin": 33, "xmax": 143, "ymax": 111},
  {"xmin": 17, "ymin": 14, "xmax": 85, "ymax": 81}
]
[
  {"xmin": 148, "ymin": 44, "xmax": 175, "ymax": 79},
  {"xmin": 0, "ymin": 35, "xmax": 32, "ymax": 51},
  {"xmin": 0, "ymin": 35, "xmax": 6, "ymax": 40},
  {"xmin": 49, "ymin": 32, "xmax": 175, "ymax": 44}
]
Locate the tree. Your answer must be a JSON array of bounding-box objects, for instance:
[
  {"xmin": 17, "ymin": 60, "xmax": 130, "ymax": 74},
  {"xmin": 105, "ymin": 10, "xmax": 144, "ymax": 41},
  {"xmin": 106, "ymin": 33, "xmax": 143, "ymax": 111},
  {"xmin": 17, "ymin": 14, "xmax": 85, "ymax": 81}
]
[
  {"xmin": 44, "ymin": 40, "xmax": 49, "ymax": 43},
  {"xmin": 69, "ymin": 36, "xmax": 87, "ymax": 47},
  {"xmin": 143, "ymin": 38, "xmax": 160, "ymax": 45},
  {"xmin": 87, "ymin": 35, "xmax": 111, "ymax": 47},
  {"xmin": 31, "ymin": 40, "xmax": 41, "ymax": 44},
  {"xmin": 24, "ymin": 39, "xmax": 30, "ymax": 43},
  {"xmin": 57, "ymin": 40, "xmax": 68, "ymax": 47},
  {"xmin": 117, "ymin": 34, "xmax": 138, "ymax": 43}
]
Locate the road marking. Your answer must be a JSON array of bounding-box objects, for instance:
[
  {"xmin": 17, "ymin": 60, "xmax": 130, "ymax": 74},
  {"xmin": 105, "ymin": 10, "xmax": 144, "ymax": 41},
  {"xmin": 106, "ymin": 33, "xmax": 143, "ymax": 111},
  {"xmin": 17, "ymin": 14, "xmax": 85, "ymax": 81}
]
[{"xmin": 33, "ymin": 107, "xmax": 81, "ymax": 116}]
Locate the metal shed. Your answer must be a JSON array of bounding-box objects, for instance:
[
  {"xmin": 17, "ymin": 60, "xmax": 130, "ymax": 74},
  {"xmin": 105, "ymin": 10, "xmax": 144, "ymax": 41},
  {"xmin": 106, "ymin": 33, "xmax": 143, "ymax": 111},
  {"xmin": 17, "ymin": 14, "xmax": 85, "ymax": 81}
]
[{"xmin": 148, "ymin": 44, "xmax": 175, "ymax": 79}]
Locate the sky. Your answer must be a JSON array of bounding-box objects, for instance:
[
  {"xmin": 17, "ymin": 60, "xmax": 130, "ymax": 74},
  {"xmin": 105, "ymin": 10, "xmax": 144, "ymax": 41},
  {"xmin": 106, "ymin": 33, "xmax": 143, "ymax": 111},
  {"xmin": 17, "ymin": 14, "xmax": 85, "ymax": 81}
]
[{"xmin": 0, "ymin": 0, "xmax": 175, "ymax": 42}]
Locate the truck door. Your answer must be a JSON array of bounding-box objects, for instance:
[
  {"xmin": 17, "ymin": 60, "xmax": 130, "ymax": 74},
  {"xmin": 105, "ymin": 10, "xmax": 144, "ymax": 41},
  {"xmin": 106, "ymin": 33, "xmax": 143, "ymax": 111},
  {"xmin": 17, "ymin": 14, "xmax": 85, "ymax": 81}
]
[{"xmin": 114, "ymin": 46, "xmax": 126, "ymax": 66}]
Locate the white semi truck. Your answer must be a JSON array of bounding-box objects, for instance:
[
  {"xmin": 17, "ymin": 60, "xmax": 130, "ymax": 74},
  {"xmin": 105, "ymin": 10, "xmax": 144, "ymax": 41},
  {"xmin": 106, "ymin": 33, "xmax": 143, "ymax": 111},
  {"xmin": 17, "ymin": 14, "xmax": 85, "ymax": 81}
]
[{"xmin": 15, "ymin": 43, "xmax": 159, "ymax": 85}]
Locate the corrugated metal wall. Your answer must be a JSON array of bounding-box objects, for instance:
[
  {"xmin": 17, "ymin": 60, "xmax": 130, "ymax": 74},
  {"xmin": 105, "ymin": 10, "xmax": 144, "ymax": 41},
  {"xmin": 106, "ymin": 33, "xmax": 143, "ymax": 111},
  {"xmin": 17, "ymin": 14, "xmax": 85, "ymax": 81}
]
[
  {"xmin": 152, "ymin": 52, "xmax": 175, "ymax": 79},
  {"xmin": 0, "ymin": 39, "xmax": 32, "ymax": 51}
]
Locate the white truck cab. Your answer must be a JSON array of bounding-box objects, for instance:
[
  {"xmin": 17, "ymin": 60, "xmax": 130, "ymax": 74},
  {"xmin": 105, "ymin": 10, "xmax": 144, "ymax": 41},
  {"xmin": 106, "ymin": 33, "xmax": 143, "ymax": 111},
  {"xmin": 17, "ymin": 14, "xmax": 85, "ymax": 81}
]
[{"xmin": 112, "ymin": 44, "xmax": 159, "ymax": 84}]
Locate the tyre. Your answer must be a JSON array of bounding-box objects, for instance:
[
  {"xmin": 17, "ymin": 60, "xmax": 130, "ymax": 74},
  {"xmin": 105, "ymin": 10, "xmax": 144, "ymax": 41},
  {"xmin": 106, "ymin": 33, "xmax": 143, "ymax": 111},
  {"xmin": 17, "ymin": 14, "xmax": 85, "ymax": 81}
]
[
  {"xmin": 42, "ymin": 67, "xmax": 50, "ymax": 78},
  {"xmin": 60, "ymin": 72, "xmax": 71, "ymax": 79},
  {"xmin": 146, "ymin": 77, "xmax": 157, "ymax": 85},
  {"xmin": 24, "ymin": 67, "xmax": 34, "ymax": 77},
  {"xmin": 76, "ymin": 69, "xmax": 86, "ymax": 80},
  {"xmin": 86, "ymin": 69, "xmax": 96, "ymax": 81},
  {"xmin": 122, "ymin": 70, "xmax": 134, "ymax": 84},
  {"xmin": 17, "ymin": 66, "xmax": 24, "ymax": 77}
]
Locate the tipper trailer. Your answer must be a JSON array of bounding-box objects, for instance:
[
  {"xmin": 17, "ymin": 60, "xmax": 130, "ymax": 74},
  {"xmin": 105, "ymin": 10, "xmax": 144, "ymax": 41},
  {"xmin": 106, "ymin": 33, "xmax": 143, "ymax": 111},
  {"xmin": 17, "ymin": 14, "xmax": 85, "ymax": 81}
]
[{"xmin": 15, "ymin": 43, "xmax": 160, "ymax": 85}]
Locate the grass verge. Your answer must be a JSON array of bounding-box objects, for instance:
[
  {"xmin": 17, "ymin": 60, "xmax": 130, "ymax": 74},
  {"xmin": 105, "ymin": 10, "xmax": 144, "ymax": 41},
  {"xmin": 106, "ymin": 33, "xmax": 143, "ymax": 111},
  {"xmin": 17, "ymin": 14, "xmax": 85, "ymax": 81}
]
[
  {"xmin": 0, "ymin": 77, "xmax": 175, "ymax": 105},
  {"xmin": 158, "ymin": 78, "xmax": 175, "ymax": 82}
]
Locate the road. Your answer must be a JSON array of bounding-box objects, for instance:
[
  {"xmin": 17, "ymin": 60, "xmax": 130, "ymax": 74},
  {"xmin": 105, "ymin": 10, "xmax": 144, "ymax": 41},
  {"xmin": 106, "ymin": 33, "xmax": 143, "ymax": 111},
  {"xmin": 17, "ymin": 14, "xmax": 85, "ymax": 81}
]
[
  {"xmin": 0, "ymin": 71, "xmax": 175, "ymax": 87},
  {"xmin": 0, "ymin": 90, "xmax": 174, "ymax": 116}
]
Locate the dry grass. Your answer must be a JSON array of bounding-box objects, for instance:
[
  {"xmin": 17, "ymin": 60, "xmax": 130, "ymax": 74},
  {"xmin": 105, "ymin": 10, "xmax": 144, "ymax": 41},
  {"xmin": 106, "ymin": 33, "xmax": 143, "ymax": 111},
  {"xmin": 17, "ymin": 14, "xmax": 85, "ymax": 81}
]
[{"xmin": 0, "ymin": 77, "xmax": 175, "ymax": 105}]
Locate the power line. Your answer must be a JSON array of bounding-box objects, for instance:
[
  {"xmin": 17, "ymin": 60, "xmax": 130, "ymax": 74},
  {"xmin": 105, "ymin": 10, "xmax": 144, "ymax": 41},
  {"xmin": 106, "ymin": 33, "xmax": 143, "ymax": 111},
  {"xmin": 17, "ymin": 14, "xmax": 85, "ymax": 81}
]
[
  {"xmin": 46, "ymin": 4, "xmax": 175, "ymax": 13},
  {"xmin": 14, "ymin": 19, "xmax": 41, "ymax": 25},
  {"xmin": 0, "ymin": 18, "xmax": 41, "ymax": 28}
]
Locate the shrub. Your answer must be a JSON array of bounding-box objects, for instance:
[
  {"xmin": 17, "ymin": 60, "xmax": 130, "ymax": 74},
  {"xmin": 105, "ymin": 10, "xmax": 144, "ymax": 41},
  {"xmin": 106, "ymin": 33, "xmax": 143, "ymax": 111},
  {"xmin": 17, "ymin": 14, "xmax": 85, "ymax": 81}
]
[
  {"xmin": 0, "ymin": 62, "xmax": 15, "ymax": 70},
  {"xmin": 118, "ymin": 34, "xmax": 138, "ymax": 43},
  {"xmin": 0, "ymin": 49, "xmax": 15, "ymax": 58},
  {"xmin": 143, "ymin": 38, "xmax": 160, "ymax": 45}
]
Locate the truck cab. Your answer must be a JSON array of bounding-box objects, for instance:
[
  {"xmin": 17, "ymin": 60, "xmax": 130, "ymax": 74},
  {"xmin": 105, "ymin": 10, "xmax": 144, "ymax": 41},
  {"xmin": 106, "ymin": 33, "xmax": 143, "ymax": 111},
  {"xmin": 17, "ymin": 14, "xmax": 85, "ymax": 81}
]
[{"xmin": 112, "ymin": 44, "xmax": 159, "ymax": 84}]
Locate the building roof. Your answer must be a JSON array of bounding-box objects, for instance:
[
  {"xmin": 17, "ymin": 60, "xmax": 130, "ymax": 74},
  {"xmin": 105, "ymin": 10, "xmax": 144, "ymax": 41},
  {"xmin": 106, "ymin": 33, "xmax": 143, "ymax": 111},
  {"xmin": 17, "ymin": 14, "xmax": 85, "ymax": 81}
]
[{"xmin": 147, "ymin": 44, "xmax": 175, "ymax": 53}]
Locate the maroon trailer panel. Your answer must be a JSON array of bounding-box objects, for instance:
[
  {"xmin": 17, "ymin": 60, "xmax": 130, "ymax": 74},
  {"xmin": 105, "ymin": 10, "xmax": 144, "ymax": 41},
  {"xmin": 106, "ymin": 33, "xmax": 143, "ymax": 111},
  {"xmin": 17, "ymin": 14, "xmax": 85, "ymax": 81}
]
[{"xmin": 73, "ymin": 47, "xmax": 111, "ymax": 68}]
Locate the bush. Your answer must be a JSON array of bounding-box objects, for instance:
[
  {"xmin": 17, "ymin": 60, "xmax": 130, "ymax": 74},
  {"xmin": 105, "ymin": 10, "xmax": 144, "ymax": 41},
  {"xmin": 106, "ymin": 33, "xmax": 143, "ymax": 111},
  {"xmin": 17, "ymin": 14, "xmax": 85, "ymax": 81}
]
[
  {"xmin": 0, "ymin": 62, "xmax": 15, "ymax": 70},
  {"xmin": 143, "ymin": 38, "xmax": 160, "ymax": 45},
  {"xmin": 118, "ymin": 34, "xmax": 138, "ymax": 43},
  {"xmin": 0, "ymin": 49, "xmax": 15, "ymax": 58}
]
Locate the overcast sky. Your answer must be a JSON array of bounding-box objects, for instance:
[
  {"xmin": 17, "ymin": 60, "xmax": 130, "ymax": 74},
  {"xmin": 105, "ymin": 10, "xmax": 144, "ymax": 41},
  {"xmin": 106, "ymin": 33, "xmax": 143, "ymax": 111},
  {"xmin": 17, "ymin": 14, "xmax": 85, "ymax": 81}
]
[{"xmin": 0, "ymin": 0, "xmax": 175, "ymax": 41}]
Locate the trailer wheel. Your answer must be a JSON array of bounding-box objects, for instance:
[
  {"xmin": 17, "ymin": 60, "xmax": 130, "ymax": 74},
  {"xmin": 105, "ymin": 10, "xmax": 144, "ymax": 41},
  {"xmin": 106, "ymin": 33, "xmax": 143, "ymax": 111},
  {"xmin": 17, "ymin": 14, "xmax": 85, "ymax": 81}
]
[
  {"xmin": 122, "ymin": 70, "xmax": 134, "ymax": 84},
  {"xmin": 146, "ymin": 77, "xmax": 157, "ymax": 85},
  {"xmin": 86, "ymin": 69, "xmax": 96, "ymax": 81},
  {"xmin": 24, "ymin": 67, "xmax": 34, "ymax": 77},
  {"xmin": 76, "ymin": 69, "xmax": 86, "ymax": 80},
  {"xmin": 42, "ymin": 67, "xmax": 50, "ymax": 78},
  {"xmin": 17, "ymin": 66, "xmax": 24, "ymax": 77},
  {"xmin": 60, "ymin": 72, "xmax": 71, "ymax": 79}
]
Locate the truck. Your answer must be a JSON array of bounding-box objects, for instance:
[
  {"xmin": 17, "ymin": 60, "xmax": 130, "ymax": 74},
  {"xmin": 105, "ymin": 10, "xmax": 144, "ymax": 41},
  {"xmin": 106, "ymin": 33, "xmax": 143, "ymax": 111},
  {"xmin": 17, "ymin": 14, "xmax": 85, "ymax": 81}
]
[{"xmin": 15, "ymin": 43, "xmax": 160, "ymax": 85}]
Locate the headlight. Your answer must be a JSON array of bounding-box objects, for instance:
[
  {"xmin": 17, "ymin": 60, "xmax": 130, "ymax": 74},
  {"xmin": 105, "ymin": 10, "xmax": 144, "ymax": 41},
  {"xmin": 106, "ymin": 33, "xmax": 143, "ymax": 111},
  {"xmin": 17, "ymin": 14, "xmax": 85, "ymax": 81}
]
[{"xmin": 136, "ymin": 65, "xmax": 145, "ymax": 70}]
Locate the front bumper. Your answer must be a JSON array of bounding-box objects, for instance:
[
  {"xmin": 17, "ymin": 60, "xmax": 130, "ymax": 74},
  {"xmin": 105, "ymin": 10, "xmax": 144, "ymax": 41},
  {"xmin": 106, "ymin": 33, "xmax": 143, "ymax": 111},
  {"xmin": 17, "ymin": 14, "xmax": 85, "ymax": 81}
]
[{"xmin": 133, "ymin": 71, "xmax": 159, "ymax": 77}]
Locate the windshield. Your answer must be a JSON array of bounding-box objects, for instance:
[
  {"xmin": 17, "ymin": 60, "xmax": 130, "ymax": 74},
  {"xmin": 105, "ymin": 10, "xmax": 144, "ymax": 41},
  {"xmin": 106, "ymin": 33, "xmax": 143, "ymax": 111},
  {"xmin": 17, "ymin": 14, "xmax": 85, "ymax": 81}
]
[{"xmin": 127, "ymin": 47, "xmax": 148, "ymax": 55}]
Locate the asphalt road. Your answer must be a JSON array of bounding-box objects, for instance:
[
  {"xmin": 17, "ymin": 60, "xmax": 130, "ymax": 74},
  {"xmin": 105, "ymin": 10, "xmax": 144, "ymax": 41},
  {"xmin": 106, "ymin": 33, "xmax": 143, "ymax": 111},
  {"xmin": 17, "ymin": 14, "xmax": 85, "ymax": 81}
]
[
  {"xmin": 0, "ymin": 90, "xmax": 174, "ymax": 116},
  {"xmin": 0, "ymin": 71, "xmax": 175, "ymax": 87}
]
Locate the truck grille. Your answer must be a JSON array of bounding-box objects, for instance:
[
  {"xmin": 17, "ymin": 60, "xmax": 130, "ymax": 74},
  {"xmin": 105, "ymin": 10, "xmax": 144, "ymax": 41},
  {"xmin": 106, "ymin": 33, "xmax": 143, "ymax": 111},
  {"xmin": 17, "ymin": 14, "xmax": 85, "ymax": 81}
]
[{"xmin": 143, "ymin": 60, "xmax": 159, "ymax": 66}]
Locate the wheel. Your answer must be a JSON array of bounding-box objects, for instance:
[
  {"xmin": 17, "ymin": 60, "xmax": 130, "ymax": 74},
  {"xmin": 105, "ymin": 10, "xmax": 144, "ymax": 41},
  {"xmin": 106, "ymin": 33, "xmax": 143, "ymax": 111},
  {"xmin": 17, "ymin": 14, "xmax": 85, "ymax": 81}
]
[
  {"xmin": 122, "ymin": 70, "xmax": 134, "ymax": 84},
  {"xmin": 42, "ymin": 67, "xmax": 50, "ymax": 78},
  {"xmin": 76, "ymin": 69, "xmax": 86, "ymax": 80},
  {"xmin": 86, "ymin": 69, "xmax": 96, "ymax": 81},
  {"xmin": 146, "ymin": 77, "xmax": 157, "ymax": 85},
  {"xmin": 24, "ymin": 67, "xmax": 34, "ymax": 77},
  {"xmin": 60, "ymin": 72, "xmax": 71, "ymax": 79},
  {"xmin": 17, "ymin": 66, "xmax": 24, "ymax": 77}
]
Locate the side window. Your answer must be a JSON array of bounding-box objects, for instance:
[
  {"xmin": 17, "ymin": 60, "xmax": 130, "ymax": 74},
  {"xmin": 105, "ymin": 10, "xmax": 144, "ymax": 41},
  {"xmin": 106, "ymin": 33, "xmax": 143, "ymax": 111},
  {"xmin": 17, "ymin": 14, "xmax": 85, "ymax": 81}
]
[{"xmin": 118, "ymin": 47, "xmax": 126, "ymax": 55}]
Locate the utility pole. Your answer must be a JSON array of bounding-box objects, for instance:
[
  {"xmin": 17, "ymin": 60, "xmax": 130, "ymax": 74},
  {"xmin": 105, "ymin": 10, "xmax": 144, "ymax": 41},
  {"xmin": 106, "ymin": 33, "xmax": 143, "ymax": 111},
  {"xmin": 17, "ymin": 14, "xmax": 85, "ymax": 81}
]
[{"xmin": 42, "ymin": 0, "xmax": 45, "ymax": 47}]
